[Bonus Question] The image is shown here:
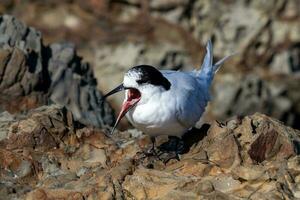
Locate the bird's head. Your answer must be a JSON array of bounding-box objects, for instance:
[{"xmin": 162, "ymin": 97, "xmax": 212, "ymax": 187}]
[{"xmin": 103, "ymin": 65, "xmax": 171, "ymax": 133}]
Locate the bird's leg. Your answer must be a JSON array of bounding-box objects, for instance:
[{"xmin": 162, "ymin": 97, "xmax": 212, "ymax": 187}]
[
  {"xmin": 141, "ymin": 137, "xmax": 165, "ymax": 161},
  {"xmin": 144, "ymin": 137, "xmax": 157, "ymax": 156},
  {"xmin": 150, "ymin": 137, "xmax": 164, "ymax": 159},
  {"xmin": 150, "ymin": 137, "xmax": 156, "ymax": 153}
]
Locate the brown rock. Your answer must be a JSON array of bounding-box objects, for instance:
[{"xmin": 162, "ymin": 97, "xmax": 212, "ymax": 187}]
[
  {"xmin": 211, "ymin": 175, "xmax": 242, "ymax": 193},
  {"xmin": 123, "ymin": 168, "xmax": 199, "ymax": 200},
  {"xmin": 170, "ymin": 159, "xmax": 211, "ymax": 177},
  {"xmin": 4, "ymin": 105, "xmax": 69, "ymax": 150},
  {"xmin": 195, "ymin": 180, "xmax": 214, "ymax": 194},
  {"xmin": 248, "ymin": 113, "xmax": 298, "ymax": 163},
  {"xmin": 26, "ymin": 189, "xmax": 84, "ymax": 200},
  {"xmin": 0, "ymin": 149, "xmax": 32, "ymax": 179},
  {"xmin": 187, "ymin": 121, "xmax": 241, "ymax": 169},
  {"xmin": 1, "ymin": 104, "xmax": 300, "ymax": 199},
  {"xmin": 231, "ymin": 165, "xmax": 267, "ymax": 181}
]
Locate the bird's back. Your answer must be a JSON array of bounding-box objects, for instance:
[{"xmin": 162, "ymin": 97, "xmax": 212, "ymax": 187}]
[{"xmin": 162, "ymin": 70, "xmax": 210, "ymax": 129}]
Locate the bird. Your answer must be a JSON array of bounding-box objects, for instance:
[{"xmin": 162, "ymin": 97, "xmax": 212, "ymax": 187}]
[{"xmin": 103, "ymin": 40, "xmax": 232, "ymax": 155}]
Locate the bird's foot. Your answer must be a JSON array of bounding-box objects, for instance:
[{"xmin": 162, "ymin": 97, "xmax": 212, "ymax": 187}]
[
  {"xmin": 143, "ymin": 146, "xmax": 159, "ymax": 157},
  {"xmin": 138, "ymin": 137, "xmax": 163, "ymax": 161},
  {"xmin": 138, "ymin": 136, "xmax": 185, "ymax": 164},
  {"xmin": 135, "ymin": 147, "xmax": 163, "ymax": 167},
  {"xmin": 158, "ymin": 136, "xmax": 185, "ymax": 162}
]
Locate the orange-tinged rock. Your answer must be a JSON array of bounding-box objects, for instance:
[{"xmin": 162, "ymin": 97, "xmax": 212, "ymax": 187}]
[{"xmin": 1, "ymin": 105, "xmax": 300, "ymax": 199}]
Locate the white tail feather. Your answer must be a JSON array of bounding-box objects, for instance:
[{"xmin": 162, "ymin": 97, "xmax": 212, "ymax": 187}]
[
  {"xmin": 213, "ymin": 53, "xmax": 235, "ymax": 73},
  {"xmin": 199, "ymin": 39, "xmax": 234, "ymax": 81},
  {"xmin": 200, "ymin": 40, "xmax": 213, "ymax": 76}
]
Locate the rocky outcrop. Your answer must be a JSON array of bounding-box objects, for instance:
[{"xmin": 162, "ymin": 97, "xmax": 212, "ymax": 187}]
[
  {"xmin": 0, "ymin": 15, "xmax": 114, "ymax": 127},
  {"xmin": 0, "ymin": 105, "xmax": 299, "ymax": 199}
]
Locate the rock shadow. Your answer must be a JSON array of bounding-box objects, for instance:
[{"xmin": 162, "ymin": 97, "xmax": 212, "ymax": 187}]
[
  {"xmin": 181, "ymin": 123, "xmax": 210, "ymax": 154},
  {"xmin": 156, "ymin": 123, "xmax": 210, "ymax": 161}
]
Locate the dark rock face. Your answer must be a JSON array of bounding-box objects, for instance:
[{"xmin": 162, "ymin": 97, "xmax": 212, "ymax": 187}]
[
  {"xmin": 0, "ymin": 105, "xmax": 300, "ymax": 199},
  {"xmin": 0, "ymin": 15, "xmax": 114, "ymax": 128}
]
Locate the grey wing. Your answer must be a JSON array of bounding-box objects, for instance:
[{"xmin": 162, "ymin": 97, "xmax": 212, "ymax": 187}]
[
  {"xmin": 163, "ymin": 70, "xmax": 209, "ymax": 129},
  {"xmin": 175, "ymin": 85, "xmax": 208, "ymax": 129}
]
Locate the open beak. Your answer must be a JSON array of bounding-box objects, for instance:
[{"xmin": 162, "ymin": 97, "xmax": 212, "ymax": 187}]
[
  {"xmin": 102, "ymin": 83, "xmax": 125, "ymax": 99},
  {"xmin": 103, "ymin": 83, "xmax": 141, "ymax": 134}
]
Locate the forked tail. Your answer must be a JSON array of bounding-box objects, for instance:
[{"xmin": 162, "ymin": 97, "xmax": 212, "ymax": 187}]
[{"xmin": 198, "ymin": 40, "xmax": 233, "ymax": 83}]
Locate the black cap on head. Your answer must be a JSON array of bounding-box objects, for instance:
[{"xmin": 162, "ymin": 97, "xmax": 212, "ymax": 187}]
[{"xmin": 128, "ymin": 65, "xmax": 171, "ymax": 90}]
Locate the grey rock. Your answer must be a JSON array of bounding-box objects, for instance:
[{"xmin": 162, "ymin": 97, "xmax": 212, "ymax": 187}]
[
  {"xmin": 14, "ymin": 159, "xmax": 32, "ymax": 178},
  {"xmin": 0, "ymin": 15, "xmax": 114, "ymax": 128},
  {"xmin": 48, "ymin": 42, "xmax": 114, "ymax": 127},
  {"xmin": 175, "ymin": 0, "xmax": 299, "ymax": 72},
  {"xmin": 211, "ymin": 73, "xmax": 300, "ymax": 129},
  {"xmin": 212, "ymin": 175, "xmax": 241, "ymax": 193},
  {"xmin": 41, "ymin": 155, "xmax": 65, "ymax": 177},
  {"xmin": 0, "ymin": 111, "xmax": 15, "ymax": 141},
  {"xmin": 213, "ymin": 74, "xmax": 272, "ymax": 118},
  {"xmin": 76, "ymin": 167, "xmax": 89, "ymax": 177},
  {"xmin": 271, "ymin": 44, "xmax": 300, "ymax": 74}
]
